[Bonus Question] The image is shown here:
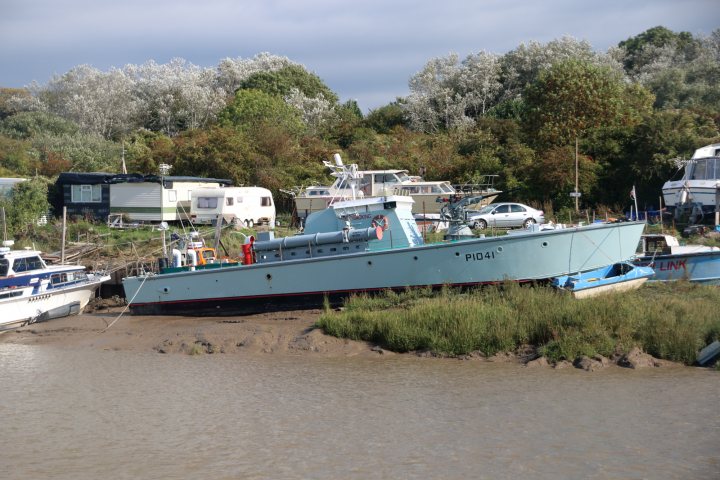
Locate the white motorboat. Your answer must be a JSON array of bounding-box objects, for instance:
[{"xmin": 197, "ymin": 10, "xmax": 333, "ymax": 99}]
[
  {"xmin": 662, "ymin": 143, "xmax": 720, "ymax": 223},
  {"xmin": 0, "ymin": 242, "xmax": 110, "ymax": 330},
  {"xmin": 290, "ymin": 154, "xmax": 500, "ymax": 219}
]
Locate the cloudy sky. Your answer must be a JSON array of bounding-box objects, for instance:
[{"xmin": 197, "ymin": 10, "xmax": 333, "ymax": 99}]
[{"xmin": 1, "ymin": 0, "xmax": 717, "ymax": 112}]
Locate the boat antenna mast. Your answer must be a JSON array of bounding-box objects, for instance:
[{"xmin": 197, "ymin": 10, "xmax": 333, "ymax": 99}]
[{"xmin": 323, "ymin": 153, "xmax": 363, "ymax": 202}]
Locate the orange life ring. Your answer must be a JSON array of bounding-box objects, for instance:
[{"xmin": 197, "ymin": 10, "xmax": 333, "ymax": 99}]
[{"xmin": 371, "ymin": 214, "xmax": 390, "ymax": 231}]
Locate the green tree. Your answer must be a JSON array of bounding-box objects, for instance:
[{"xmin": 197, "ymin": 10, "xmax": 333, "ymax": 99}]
[
  {"xmin": 0, "ymin": 177, "xmax": 50, "ymax": 236},
  {"xmin": 524, "ymin": 60, "xmax": 645, "ymax": 147},
  {"xmin": 0, "ymin": 111, "xmax": 79, "ymax": 139},
  {"xmin": 0, "ymin": 88, "xmax": 30, "ymax": 120},
  {"xmin": 528, "ymin": 145, "xmax": 599, "ymax": 205},
  {"xmin": 239, "ymin": 65, "xmax": 339, "ymax": 104},
  {"xmin": 218, "ymin": 89, "xmax": 305, "ymax": 136},
  {"xmin": 0, "ymin": 136, "xmax": 37, "ymax": 176},
  {"xmin": 619, "ymin": 26, "xmax": 696, "ymax": 73},
  {"xmin": 365, "ymin": 102, "xmax": 407, "ymax": 134},
  {"xmin": 172, "ymin": 126, "xmax": 254, "ymax": 185}
]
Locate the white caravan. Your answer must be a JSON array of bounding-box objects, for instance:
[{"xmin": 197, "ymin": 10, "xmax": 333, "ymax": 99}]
[
  {"xmin": 110, "ymin": 177, "xmax": 226, "ymax": 222},
  {"xmin": 191, "ymin": 187, "xmax": 275, "ymax": 227}
]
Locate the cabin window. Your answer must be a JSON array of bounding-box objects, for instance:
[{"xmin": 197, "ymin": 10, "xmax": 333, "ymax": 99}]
[
  {"xmin": 360, "ymin": 175, "xmax": 372, "ymax": 194},
  {"xmin": 690, "ymin": 159, "xmax": 719, "ymax": 180},
  {"xmin": 261, "ymin": 197, "xmax": 272, "ymax": 207},
  {"xmin": 12, "ymin": 256, "xmax": 44, "ymax": 273},
  {"xmin": 374, "ymin": 174, "xmax": 398, "ymax": 183},
  {"xmin": 71, "ymin": 184, "xmax": 102, "ymax": 203},
  {"xmin": 51, "ymin": 273, "xmax": 68, "ymax": 285},
  {"xmin": 197, "ymin": 197, "xmax": 218, "ymax": 209},
  {"xmin": 168, "ymin": 190, "xmax": 177, "ymax": 202},
  {"xmin": 226, "ymin": 197, "xmax": 234, "ymax": 206},
  {"xmin": 0, "ymin": 289, "xmax": 24, "ymax": 300},
  {"xmin": 0, "ymin": 258, "xmax": 8, "ymax": 276}
]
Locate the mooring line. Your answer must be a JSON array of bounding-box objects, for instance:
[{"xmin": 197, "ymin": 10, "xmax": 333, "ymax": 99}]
[{"xmin": 101, "ymin": 274, "xmax": 149, "ymax": 332}]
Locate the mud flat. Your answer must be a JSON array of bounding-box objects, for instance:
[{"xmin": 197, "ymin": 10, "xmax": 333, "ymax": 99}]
[{"xmin": 0, "ymin": 306, "xmax": 387, "ymax": 357}]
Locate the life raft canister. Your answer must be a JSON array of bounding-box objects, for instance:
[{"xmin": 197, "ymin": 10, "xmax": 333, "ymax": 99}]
[{"xmin": 371, "ymin": 214, "xmax": 390, "ymax": 231}]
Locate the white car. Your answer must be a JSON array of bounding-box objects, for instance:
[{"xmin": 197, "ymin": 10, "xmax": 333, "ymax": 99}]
[{"xmin": 467, "ymin": 203, "xmax": 545, "ymax": 229}]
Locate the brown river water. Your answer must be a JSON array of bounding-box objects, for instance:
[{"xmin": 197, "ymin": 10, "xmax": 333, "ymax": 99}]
[{"xmin": 1, "ymin": 344, "xmax": 718, "ymax": 479}]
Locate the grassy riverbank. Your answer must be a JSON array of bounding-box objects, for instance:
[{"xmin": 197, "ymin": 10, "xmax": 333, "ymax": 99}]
[{"xmin": 317, "ymin": 282, "xmax": 720, "ymax": 365}]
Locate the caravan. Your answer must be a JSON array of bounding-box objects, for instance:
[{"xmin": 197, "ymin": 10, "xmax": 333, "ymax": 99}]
[
  {"xmin": 109, "ymin": 176, "xmax": 231, "ymax": 222},
  {"xmin": 190, "ymin": 187, "xmax": 275, "ymax": 227}
]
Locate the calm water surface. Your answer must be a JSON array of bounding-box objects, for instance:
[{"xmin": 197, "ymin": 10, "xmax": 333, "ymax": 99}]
[{"xmin": 1, "ymin": 344, "xmax": 718, "ymax": 479}]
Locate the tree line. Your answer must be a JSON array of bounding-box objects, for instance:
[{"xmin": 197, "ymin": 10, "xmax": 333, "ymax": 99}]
[{"xmin": 0, "ymin": 26, "xmax": 719, "ymax": 234}]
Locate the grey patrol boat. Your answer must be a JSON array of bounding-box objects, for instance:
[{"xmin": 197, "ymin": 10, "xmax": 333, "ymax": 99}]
[{"xmin": 122, "ymin": 191, "xmax": 645, "ymax": 316}]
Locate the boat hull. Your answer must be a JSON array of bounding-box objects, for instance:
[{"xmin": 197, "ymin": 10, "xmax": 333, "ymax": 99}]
[
  {"xmin": 552, "ymin": 262, "xmax": 654, "ymax": 299},
  {"xmin": 569, "ymin": 277, "xmax": 649, "ymax": 299},
  {"xmin": 633, "ymin": 251, "xmax": 720, "ymax": 285},
  {"xmin": 124, "ymin": 222, "xmax": 646, "ymax": 316}
]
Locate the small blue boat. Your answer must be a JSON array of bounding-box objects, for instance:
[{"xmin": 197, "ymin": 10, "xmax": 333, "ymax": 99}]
[
  {"xmin": 633, "ymin": 234, "xmax": 720, "ymax": 285},
  {"xmin": 552, "ymin": 262, "xmax": 655, "ymax": 299}
]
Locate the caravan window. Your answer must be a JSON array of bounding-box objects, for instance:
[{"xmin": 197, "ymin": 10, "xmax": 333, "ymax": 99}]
[
  {"xmin": 168, "ymin": 190, "xmax": 177, "ymax": 202},
  {"xmin": 261, "ymin": 197, "xmax": 272, "ymax": 207},
  {"xmin": 71, "ymin": 184, "xmax": 101, "ymax": 203},
  {"xmin": 226, "ymin": 197, "xmax": 234, "ymax": 206},
  {"xmin": 197, "ymin": 197, "xmax": 218, "ymax": 209}
]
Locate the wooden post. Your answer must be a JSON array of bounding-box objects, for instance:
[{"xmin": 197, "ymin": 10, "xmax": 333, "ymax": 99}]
[
  {"xmin": 1, "ymin": 207, "xmax": 6, "ymax": 242},
  {"xmin": 574, "ymin": 137, "xmax": 579, "ymax": 213},
  {"xmin": 61, "ymin": 206, "xmax": 67, "ymax": 264},
  {"xmin": 214, "ymin": 215, "xmax": 223, "ymax": 255}
]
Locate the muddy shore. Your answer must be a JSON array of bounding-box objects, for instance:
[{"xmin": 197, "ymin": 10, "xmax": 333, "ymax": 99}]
[
  {"xmin": 0, "ymin": 305, "xmax": 389, "ymax": 357},
  {"xmin": 0, "ymin": 300, "xmax": 693, "ymax": 371}
]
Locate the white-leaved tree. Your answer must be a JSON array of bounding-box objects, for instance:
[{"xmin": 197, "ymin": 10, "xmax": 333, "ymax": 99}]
[
  {"xmin": 7, "ymin": 52, "xmax": 338, "ymax": 138},
  {"xmin": 284, "ymin": 88, "xmax": 336, "ymax": 134},
  {"xmin": 459, "ymin": 51, "xmax": 502, "ymax": 117},
  {"xmin": 128, "ymin": 58, "xmax": 226, "ymax": 136},
  {"xmin": 215, "ymin": 53, "xmax": 297, "ymax": 96},
  {"xmin": 619, "ymin": 29, "xmax": 720, "ymax": 110},
  {"xmin": 499, "ymin": 36, "xmax": 623, "ymax": 102},
  {"xmin": 14, "ymin": 65, "xmax": 142, "ymax": 139},
  {"xmin": 405, "ymin": 54, "xmax": 471, "ymax": 133}
]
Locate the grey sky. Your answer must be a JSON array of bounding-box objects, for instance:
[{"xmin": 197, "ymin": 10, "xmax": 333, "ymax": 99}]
[{"xmin": 1, "ymin": 0, "xmax": 718, "ymax": 112}]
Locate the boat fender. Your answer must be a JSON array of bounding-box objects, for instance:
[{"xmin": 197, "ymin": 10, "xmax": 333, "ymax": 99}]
[
  {"xmin": 187, "ymin": 249, "xmax": 198, "ymax": 267},
  {"xmin": 371, "ymin": 214, "xmax": 390, "ymax": 231},
  {"xmin": 171, "ymin": 249, "xmax": 182, "ymax": 268}
]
